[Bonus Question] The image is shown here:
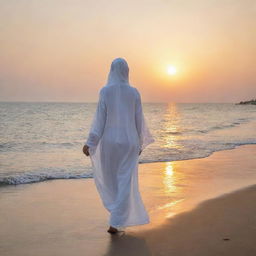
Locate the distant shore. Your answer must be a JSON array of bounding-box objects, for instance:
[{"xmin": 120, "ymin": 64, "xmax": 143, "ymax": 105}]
[{"xmin": 237, "ymin": 99, "xmax": 256, "ymax": 105}]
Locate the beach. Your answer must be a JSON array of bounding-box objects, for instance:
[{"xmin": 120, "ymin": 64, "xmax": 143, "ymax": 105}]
[
  {"xmin": 0, "ymin": 144, "xmax": 256, "ymax": 256},
  {"xmin": 1, "ymin": 0, "xmax": 256, "ymax": 255}
]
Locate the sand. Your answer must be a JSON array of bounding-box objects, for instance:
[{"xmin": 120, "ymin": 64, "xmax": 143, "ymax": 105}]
[
  {"xmin": 107, "ymin": 184, "xmax": 256, "ymax": 256},
  {"xmin": 0, "ymin": 145, "xmax": 256, "ymax": 256},
  {"xmin": 137, "ymin": 184, "xmax": 256, "ymax": 256}
]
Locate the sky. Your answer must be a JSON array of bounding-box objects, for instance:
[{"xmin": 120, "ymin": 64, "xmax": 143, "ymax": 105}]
[{"xmin": 0, "ymin": 0, "xmax": 255, "ymax": 103}]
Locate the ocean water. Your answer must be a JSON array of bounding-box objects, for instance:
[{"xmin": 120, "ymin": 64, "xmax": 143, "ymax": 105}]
[{"xmin": 0, "ymin": 102, "xmax": 255, "ymax": 185}]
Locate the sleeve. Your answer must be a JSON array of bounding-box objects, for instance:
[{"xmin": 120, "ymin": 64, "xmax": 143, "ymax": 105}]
[
  {"xmin": 135, "ymin": 90, "xmax": 144, "ymax": 149},
  {"xmin": 85, "ymin": 89, "xmax": 107, "ymax": 149},
  {"xmin": 135, "ymin": 89, "xmax": 155, "ymax": 151}
]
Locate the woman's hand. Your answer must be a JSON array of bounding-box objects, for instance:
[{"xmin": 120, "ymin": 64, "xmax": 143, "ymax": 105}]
[{"xmin": 83, "ymin": 145, "xmax": 90, "ymax": 156}]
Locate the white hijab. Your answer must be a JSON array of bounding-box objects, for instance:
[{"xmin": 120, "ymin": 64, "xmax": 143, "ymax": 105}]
[{"xmin": 105, "ymin": 58, "xmax": 130, "ymax": 87}]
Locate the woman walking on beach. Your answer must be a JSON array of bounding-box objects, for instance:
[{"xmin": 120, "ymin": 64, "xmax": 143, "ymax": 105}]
[{"xmin": 83, "ymin": 58, "xmax": 154, "ymax": 234}]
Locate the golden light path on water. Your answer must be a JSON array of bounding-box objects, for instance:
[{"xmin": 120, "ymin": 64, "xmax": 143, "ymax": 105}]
[
  {"xmin": 162, "ymin": 103, "xmax": 183, "ymax": 149},
  {"xmin": 155, "ymin": 104, "xmax": 187, "ymax": 218}
]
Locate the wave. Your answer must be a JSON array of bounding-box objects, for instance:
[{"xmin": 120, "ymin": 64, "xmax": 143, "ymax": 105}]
[
  {"xmin": 139, "ymin": 141, "xmax": 256, "ymax": 164},
  {"xmin": 0, "ymin": 142, "xmax": 16, "ymax": 150},
  {"xmin": 39, "ymin": 142, "xmax": 76, "ymax": 147},
  {"xmin": 0, "ymin": 141, "xmax": 80, "ymax": 152},
  {"xmin": 198, "ymin": 119, "xmax": 250, "ymax": 134},
  {"xmin": 0, "ymin": 170, "xmax": 93, "ymax": 185},
  {"xmin": 166, "ymin": 131, "xmax": 183, "ymax": 135}
]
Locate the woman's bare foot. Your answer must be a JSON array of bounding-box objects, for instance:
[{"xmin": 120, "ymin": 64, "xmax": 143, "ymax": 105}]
[{"xmin": 107, "ymin": 226, "xmax": 118, "ymax": 234}]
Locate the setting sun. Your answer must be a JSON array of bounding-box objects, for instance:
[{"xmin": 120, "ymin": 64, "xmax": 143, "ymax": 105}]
[{"xmin": 167, "ymin": 65, "xmax": 177, "ymax": 76}]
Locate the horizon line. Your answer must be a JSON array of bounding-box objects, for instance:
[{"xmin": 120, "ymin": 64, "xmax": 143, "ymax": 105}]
[{"xmin": 0, "ymin": 100, "xmax": 241, "ymax": 104}]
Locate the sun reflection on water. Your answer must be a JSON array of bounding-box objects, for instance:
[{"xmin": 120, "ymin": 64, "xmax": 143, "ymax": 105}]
[
  {"xmin": 166, "ymin": 162, "xmax": 174, "ymax": 176},
  {"xmin": 163, "ymin": 103, "xmax": 183, "ymax": 149}
]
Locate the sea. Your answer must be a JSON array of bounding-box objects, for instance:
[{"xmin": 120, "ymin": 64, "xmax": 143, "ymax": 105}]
[{"xmin": 0, "ymin": 102, "xmax": 256, "ymax": 185}]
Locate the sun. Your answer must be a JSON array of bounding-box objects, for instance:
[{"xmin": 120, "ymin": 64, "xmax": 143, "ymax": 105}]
[{"xmin": 167, "ymin": 65, "xmax": 177, "ymax": 76}]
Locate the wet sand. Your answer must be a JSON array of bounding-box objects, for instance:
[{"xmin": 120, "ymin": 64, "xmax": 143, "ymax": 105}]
[
  {"xmin": 109, "ymin": 184, "xmax": 256, "ymax": 256},
  {"xmin": 0, "ymin": 145, "xmax": 256, "ymax": 256}
]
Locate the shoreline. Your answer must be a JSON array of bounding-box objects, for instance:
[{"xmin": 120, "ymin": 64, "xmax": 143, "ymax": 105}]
[
  {"xmin": 1, "ymin": 142, "xmax": 256, "ymax": 186},
  {"xmin": 139, "ymin": 142, "xmax": 256, "ymax": 164},
  {"xmin": 0, "ymin": 145, "xmax": 256, "ymax": 256}
]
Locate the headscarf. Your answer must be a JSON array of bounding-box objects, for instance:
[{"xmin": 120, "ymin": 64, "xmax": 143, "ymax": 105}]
[{"xmin": 105, "ymin": 58, "xmax": 130, "ymax": 87}]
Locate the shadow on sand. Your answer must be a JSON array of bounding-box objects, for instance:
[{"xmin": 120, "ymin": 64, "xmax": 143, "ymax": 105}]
[{"xmin": 104, "ymin": 232, "xmax": 152, "ymax": 256}]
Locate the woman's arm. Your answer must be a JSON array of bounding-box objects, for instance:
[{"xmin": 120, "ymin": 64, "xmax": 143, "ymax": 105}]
[
  {"xmin": 83, "ymin": 89, "xmax": 107, "ymax": 156},
  {"xmin": 135, "ymin": 89, "xmax": 143, "ymax": 154}
]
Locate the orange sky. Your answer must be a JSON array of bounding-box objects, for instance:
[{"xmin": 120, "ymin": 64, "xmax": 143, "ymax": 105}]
[{"xmin": 0, "ymin": 0, "xmax": 255, "ymax": 102}]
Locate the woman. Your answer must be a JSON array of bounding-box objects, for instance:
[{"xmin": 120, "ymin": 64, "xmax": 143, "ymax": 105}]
[{"xmin": 83, "ymin": 58, "xmax": 154, "ymax": 234}]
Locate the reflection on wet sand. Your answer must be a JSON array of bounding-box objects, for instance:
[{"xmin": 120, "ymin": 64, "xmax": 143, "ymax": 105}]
[{"xmin": 160, "ymin": 161, "xmax": 185, "ymax": 217}]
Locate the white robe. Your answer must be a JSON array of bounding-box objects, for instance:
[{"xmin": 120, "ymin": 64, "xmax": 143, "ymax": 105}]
[{"xmin": 85, "ymin": 58, "xmax": 154, "ymax": 228}]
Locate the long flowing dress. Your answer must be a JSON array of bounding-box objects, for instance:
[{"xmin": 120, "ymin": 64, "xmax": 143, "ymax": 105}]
[{"xmin": 85, "ymin": 58, "xmax": 154, "ymax": 228}]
